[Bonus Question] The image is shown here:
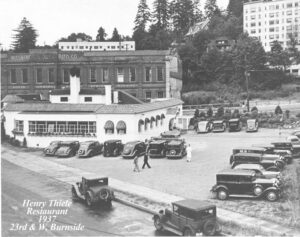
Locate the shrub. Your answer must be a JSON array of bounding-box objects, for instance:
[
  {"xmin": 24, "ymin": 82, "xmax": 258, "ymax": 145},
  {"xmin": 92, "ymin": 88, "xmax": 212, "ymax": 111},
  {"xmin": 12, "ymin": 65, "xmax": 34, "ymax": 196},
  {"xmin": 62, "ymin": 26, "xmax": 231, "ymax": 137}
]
[
  {"xmin": 194, "ymin": 109, "xmax": 200, "ymax": 118},
  {"xmin": 207, "ymin": 107, "xmax": 213, "ymax": 118},
  {"xmin": 216, "ymin": 106, "xmax": 225, "ymax": 118},
  {"xmin": 251, "ymin": 106, "xmax": 258, "ymax": 112},
  {"xmin": 275, "ymin": 105, "xmax": 283, "ymax": 115}
]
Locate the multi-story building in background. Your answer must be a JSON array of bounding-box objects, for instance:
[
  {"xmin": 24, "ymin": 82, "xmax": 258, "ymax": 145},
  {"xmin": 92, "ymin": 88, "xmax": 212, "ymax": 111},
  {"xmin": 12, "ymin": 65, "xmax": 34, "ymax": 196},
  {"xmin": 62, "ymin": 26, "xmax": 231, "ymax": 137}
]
[
  {"xmin": 244, "ymin": 0, "xmax": 300, "ymax": 52},
  {"xmin": 1, "ymin": 48, "xmax": 182, "ymax": 100}
]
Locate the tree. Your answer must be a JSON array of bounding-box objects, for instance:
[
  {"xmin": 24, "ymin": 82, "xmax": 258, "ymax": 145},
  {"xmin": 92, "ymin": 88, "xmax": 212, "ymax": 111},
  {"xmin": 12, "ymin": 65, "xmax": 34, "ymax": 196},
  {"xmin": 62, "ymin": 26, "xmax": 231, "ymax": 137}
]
[
  {"xmin": 227, "ymin": 0, "xmax": 243, "ymax": 18},
  {"xmin": 134, "ymin": 0, "xmax": 151, "ymax": 31},
  {"xmin": 58, "ymin": 33, "xmax": 92, "ymax": 42},
  {"xmin": 204, "ymin": 0, "xmax": 220, "ymax": 19},
  {"xmin": 152, "ymin": 0, "xmax": 170, "ymax": 30},
  {"xmin": 216, "ymin": 106, "xmax": 224, "ymax": 118},
  {"xmin": 275, "ymin": 105, "xmax": 283, "ymax": 115},
  {"xmin": 207, "ymin": 107, "xmax": 213, "ymax": 117},
  {"xmin": 12, "ymin": 17, "xmax": 38, "ymax": 53},
  {"xmin": 110, "ymin": 28, "xmax": 121, "ymax": 41},
  {"xmin": 96, "ymin": 27, "xmax": 107, "ymax": 41},
  {"xmin": 268, "ymin": 41, "xmax": 291, "ymax": 70}
]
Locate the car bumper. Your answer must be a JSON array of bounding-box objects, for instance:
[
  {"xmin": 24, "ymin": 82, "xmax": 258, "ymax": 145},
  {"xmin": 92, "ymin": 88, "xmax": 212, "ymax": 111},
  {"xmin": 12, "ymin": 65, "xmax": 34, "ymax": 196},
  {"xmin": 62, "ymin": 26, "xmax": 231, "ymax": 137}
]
[
  {"xmin": 212, "ymin": 128, "xmax": 225, "ymax": 132},
  {"xmin": 122, "ymin": 154, "xmax": 135, "ymax": 159},
  {"xmin": 56, "ymin": 153, "xmax": 70, "ymax": 157},
  {"xmin": 166, "ymin": 154, "xmax": 183, "ymax": 159}
]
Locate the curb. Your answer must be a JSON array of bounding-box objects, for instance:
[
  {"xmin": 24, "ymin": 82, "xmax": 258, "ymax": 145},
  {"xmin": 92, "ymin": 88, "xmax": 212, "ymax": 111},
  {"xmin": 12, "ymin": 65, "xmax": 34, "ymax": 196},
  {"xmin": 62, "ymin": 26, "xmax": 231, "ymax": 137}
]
[{"xmin": 114, "ymin": 197, "xmax": 156, "ymax": 215}]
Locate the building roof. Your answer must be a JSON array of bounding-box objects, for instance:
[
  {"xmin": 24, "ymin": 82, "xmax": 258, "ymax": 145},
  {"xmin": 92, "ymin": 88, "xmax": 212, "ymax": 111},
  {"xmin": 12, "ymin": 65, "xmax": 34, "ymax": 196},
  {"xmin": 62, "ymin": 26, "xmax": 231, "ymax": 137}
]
[
  {"xmin": 186, "ymin": 19, "xmax": 210, "ymax": 37},
  {"xmin": 173, "ymin": 199, "xmax": 215, "ymax": 211},
  {"xmin": 218, "ymin": 169, "xmax": 256, "ymax": 176},
  {"xmin": 4, "ymin": 98, "xmax": 183, "ymax": 114},
  {"xmin": 50, "ymin": 88, "xmax": 105, "ymax": 95},
  {"xmin": 2, "ymin": 94, "xmax": 42, "ymax": 103}
]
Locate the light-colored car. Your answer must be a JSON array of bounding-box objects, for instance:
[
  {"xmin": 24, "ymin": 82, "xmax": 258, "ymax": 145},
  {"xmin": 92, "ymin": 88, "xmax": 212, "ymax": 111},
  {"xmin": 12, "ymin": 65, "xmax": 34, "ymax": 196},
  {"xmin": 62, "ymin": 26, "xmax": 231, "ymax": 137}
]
[
  {"xmin": 246, "ymin": 119, "xmax": 258, "ymax": 132},
  {"xmin": 197, "ymin": 121, "xmax": 213, "ymax": 133}
]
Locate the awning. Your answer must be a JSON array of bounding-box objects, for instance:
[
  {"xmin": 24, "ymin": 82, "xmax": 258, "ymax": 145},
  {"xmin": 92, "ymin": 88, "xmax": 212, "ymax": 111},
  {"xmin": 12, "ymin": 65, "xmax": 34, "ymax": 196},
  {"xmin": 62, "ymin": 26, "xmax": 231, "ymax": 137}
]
[
  {"xmin": 104, "ymin": 120, "xmax": 114, "ymax": 130},
  {"xmin": 116, "ymin": 120, "xmax": 126, "ymax": 130},
  {"xmin": 156, "ymin": 115, "xmax": 161, "ymax": 120},
  {"xmin": 161, "ymin": 114, "xmax": 165, "ymax": 119},
  {"xmin": 145, "ymin": 118, "xmax": 150, "ymax": 123},
  {"xmin": 151, "ymin": 116, "xmax": 155, "ymax": 122},
  {"xmin": 138, "ymin": 119, "xmax": 145, "ymax": 125}
]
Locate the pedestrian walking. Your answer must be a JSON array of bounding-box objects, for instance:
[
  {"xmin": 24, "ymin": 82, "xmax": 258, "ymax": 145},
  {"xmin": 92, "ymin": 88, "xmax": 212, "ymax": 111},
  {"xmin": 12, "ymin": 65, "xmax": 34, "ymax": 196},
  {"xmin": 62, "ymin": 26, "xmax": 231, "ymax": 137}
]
[
  {"xmin": 186, "ymin": 144, "xmax": 192, "ymax": 162},
  {"xmin": 133, "ymin": 155, "xmax": 140, "ymax": 172},
  {"xmin": 142, "ymin": 153, "xmax": 151, "ymax": 169}
]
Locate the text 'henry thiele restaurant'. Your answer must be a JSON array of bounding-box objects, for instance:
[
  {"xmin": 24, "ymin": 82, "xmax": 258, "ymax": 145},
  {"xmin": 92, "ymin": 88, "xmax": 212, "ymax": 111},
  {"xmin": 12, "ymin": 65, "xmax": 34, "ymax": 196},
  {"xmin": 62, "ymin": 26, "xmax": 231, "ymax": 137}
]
[{"xmin": 2, "ymin": 67, "xmax": 183, "ymax": 148}]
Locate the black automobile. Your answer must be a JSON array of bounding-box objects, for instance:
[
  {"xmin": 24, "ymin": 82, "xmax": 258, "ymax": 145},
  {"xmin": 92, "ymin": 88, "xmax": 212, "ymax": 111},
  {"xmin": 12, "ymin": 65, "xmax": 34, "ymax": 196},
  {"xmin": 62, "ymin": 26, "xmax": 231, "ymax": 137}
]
[
  {"xmin": 56, "ymin": 141, "xmax": 80, "ymax": 158},
  {"xmin": 272, "ymin": 141, "xmax": 300, "ymax": 159},
  {"xmin": 78, "ymin": 141, "xmax": 103, "ymax": 158},
  {"xmin": 253, "ymin": 144, "xmax": 293, "ymax": 164},
  {"xmin": 122, "ymin": 141, "xmax": 146, "ymax": 159},
  {"xmin": 103, "ymin": 140, "xmax": 123, "ymax": 157},
  {"xmin": 212, "ymin": 120, "xmax": 226, "ymax": 132},
  {"xmin": 228, "ymin": 118, "xmax": 242, "ymax": 132},
  {"xmin": 165, "ymin": 139, "xmax": 186, "ymax": 159},
  {"xmin": 44, "ymin": 141, "xmax": 62, "ymax": 156},
  {"xmin": 231, "ymin": 152, "xmax": 284, "ymax": 172},
  {"xmin": 147, "ymin": 140, "xmax": 168, "ymax": 158},
  {"xmin": 211, "ymin": 169, "xmax": 281, "ymax": 202},
  {"xmin": 160, "ymin": 130, "xmax": 181, "ymax": 138}
]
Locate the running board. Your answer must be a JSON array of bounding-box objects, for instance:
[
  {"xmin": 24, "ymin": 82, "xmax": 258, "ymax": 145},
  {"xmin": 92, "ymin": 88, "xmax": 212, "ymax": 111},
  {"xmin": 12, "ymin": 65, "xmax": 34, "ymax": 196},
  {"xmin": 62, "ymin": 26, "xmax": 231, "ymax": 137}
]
[
  {"xmin": 163, "ymin": 225, "xmax": 182, "ymax": 236},
  {"xmin": 230, "ymin": 194, "xmax": 257, "ymax": 199}
]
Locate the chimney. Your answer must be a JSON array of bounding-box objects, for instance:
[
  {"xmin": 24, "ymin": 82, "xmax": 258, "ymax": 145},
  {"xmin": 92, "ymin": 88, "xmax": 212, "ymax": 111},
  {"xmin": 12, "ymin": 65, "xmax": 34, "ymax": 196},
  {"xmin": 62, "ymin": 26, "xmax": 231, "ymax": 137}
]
[
  {"xmin": 104, "ymin": 85, "xmax": 112, "ymax": 105},
  {"xmin": 69, "ymin": 67, "xmax": 80, "ymax": 103}
]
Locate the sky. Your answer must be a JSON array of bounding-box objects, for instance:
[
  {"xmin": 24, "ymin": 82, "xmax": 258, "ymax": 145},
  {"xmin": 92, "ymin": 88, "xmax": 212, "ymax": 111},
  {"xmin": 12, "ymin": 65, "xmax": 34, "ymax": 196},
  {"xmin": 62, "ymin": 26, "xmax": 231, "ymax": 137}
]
[{"xmin": 0, "ymin": 0, "xmax": 229, "ymax": 50}]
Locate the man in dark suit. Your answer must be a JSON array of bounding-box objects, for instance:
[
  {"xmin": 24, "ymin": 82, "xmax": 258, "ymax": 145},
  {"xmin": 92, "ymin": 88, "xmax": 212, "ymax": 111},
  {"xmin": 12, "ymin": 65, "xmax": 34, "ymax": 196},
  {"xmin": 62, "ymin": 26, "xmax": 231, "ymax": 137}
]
[{"xmin": 142, "ymin": 143, "xmax": 151, "ymax": 169}]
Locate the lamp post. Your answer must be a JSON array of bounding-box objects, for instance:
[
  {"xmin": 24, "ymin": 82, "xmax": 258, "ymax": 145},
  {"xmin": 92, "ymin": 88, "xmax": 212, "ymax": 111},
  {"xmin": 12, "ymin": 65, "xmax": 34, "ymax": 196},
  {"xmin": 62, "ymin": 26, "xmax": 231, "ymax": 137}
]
[{"xmin": 245, "ymin": 70, "xmax": 250, "ymax": 112}]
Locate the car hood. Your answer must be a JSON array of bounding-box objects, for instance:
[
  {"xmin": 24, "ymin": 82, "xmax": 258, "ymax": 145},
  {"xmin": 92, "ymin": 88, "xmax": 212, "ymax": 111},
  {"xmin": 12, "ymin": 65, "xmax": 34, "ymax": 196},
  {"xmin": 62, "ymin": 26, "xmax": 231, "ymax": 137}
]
[
  {"xmin": 122, "ymin": 148, "xmax": 132, "ymax": 155},
  {"xmin": 254, "ymin": 178, "xmax": 276, "ymax": 184},
  {"xmin": 56, "ymin": 146, "xmax": 71, "ymax": 153}
]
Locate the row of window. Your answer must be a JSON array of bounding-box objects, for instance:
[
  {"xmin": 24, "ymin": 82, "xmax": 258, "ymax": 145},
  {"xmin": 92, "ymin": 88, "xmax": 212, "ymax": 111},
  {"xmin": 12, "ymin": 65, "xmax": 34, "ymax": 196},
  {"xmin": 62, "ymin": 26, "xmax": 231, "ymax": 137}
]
[
  {"xmin": 9, "ymin": 66, "xmax": 164, "ymax": 84},
  {"xmin": 60, "ymin": 44, "xmax": 134, "ymax": 50},
  {"xmin": 246, "ymin": 9, "xmax": 298, "ymax": 20},
  {"xmin": 246, "ymin": 2, "xmax": 299, "ymax": 13}
]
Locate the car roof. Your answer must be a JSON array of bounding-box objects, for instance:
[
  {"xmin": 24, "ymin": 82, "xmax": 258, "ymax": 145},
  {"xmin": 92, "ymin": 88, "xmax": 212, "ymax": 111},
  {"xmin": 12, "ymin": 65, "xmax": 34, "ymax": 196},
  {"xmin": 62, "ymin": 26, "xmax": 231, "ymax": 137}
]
[
  {"xmin": 218, "ymin": 169, "xmax": 255, "ymax": 176},
  {"xmin": 234, "ymin": 152, "xmax": 262, "ymax": 157},
  {"xmin": 125, "ymin": 140, "xmax": 142, "ymax": 145},
  {"xmin": 105, "ymin": 139, "xmax": 121, "ymax": 143},
  {"xmin": 233, "ymin": 147, "xmax": 266, "ymax": 152},
  {"xmin": 229, "ymin": 118, "xmax": 239, "ymax": 122},
  {"xmin": 234, "ymin": 163, "xmax": 263, "ymax": 170},
  {"xmin": 173, "ymin": 199, "xmax": 216, "ymax": 211},
  {"xmin": 167, "ymin": 140, "xmax": 183, "ymax": 146},
  {"xmin": 80, "ymin": 140, "xmax": 97, "ymax": 144},
  {"xmin": 247, "ymin": 119, "xmax": 257, "ymax": 122},
  {"xmin": 150, "ymin": 140, "xmax": 166, "ymax": 144},
  {"xmin": 82, "ymin": 175, "xmax": 108, "ymax": 181}
]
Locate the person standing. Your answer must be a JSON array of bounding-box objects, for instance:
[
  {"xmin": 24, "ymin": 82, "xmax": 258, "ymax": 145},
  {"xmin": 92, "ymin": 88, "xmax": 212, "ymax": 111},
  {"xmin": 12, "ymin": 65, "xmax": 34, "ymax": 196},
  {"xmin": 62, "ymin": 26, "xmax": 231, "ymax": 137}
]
[
  {"xmin": 186, "ymin": 144, "xmax": 192, "ymax": 162},
  {"xmin": 142, "ymin": 152, "xmax": 151, "ymax": 169},
  {"xmin": 133, "ymin": 155, "xmax": 140, "ymax": 172}
]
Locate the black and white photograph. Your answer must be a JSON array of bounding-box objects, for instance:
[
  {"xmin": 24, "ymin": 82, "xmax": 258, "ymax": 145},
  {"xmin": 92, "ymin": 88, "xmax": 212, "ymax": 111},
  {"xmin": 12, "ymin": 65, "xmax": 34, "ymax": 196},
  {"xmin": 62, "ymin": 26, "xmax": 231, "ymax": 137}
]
[{"xmin": 1, "ymin": 0, "xmax": 300, "ymax": 236}]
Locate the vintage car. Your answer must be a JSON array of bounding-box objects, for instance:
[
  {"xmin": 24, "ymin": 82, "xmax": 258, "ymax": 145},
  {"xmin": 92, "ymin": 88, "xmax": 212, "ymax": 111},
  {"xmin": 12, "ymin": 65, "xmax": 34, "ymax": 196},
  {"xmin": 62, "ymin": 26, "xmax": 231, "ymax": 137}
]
[
  {"xmin": 252, "ymin": 144, "xmax": 293, "ymax": 164},
  {"xmin": 272, "ymin": 141, "xmax": 300, "ymax": 159},
  {"xmin": 211, "ymin": 169, "xmax": 281, "ymax": 202},
  {"xmin": 165, "ymin": 140, "xmax": 186, "ymax": 159},
  {"xmin": 160, "ymin": 130, "xmax": 181, "ymax": 138},
  {"xmin": 291, "ymin": 130, "xmax": 300, "ymax": 139},
  {"xmin": 231, "ymin": 153, "xmax": 284, "ymax": 172},
  {"xmin": 71, "ymin": 176, "xmax": 114, "ymax": 207},
  {"xmin": 153, "ymin": 199, "xmax": 221, "ymax": 236},
  {"xmin": 43, "ymin": 141, "xmax": 62, "ymax": 156},
  {"xmin": 147, "ymin": 140, "xmax": 168, "ymax": 158},
  {"xmin": 233, "ymin": 163, "xmax": 282, "ymax": 180},
  {"xmin": 212, "ymin": 120, "xmax": 226, "ymax": 132},
  {"xmin": 228, "ymin": 118, "xmax": 242, "ymax": 132},
  {"xmin": 77, "ymin": 141, "xmax": 103, "ymax": 158},
  {"xmin": 197, "ymin": 120, "xmax": 213, "ymax": 133},
  {"xmin": 55, "ymin": 141, "xmax": 80, "ymax": 158},
  {"xmin": 122, "ymin": 141, "xmax": 146, "ymax": 159},
  {"xmin": 103, "ymin": 140, "xmax": 123, "ymax": 157},
  {"xmin": 246, "ymin": 119, "xmax": 259, "ymax": 132}
]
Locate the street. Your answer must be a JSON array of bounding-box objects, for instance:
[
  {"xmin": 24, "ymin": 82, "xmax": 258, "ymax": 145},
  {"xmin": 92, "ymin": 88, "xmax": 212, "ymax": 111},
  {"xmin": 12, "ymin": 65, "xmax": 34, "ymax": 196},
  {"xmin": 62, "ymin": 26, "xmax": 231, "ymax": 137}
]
[{"xmin": 1, "ymin": 160, "xmax": 172, "ymax": 236}]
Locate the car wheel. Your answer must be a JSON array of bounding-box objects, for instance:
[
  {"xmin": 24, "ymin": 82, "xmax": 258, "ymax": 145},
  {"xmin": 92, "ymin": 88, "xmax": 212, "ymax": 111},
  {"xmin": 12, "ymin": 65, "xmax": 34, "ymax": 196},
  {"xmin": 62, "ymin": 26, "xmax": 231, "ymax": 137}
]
[
  {"xmin": 253, "ymin": 186, "xmax": 263, "ymax": 196},
  {"xmin": 266, "ymin": 166, "xmax": 280, "ymax": 172},
  {"xmin": 99, "ymin": 188, "xmax": 110, "ymax": 200},
  {"xmin": 183, "ymin": 227, "xmax": 194, "ymax": 236},
  {"xmin": 203, "ymin": 220, "xmax": 217, "ymax": 236},
  {"xmin": 85, "ymin": 191, "xmax": 93, "ymax": 207},
  {"xmin": 71, "ymin": 187, "xmax": 79, "ymax": 201},
  {"xmin": 153, "ymin": 216, "xmax": 163, "ymax": 231},
  {"xmin": 113, "ymin": 149, "xmax": 118, "ymax": 157},
  {"xmin": 217, "ymin": 189, "xmax": 228, "ymax": 200},
  {"xmin": 266, "ymin": 191, "xmax": 278, "ymax": 202}
]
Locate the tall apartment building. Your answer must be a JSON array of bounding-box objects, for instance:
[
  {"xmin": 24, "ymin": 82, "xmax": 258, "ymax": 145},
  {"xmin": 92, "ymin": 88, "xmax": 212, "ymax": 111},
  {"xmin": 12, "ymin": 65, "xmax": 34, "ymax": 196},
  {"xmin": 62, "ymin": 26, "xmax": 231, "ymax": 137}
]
[{"xmin": 244, "ymin": 0, "xmax": 300, "ymax": 52}]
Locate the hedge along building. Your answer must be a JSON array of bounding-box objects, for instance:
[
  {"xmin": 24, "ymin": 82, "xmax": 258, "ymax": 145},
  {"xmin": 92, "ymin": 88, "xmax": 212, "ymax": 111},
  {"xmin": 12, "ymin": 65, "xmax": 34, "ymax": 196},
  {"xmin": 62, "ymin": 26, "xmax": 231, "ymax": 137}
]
[
  {"xmin": 3, "ymin": 67, "xmax": 183, "ymax": 148},
  {"xmin": 1, "ymin": 48, "xmax": 182, "ymax": 101}
]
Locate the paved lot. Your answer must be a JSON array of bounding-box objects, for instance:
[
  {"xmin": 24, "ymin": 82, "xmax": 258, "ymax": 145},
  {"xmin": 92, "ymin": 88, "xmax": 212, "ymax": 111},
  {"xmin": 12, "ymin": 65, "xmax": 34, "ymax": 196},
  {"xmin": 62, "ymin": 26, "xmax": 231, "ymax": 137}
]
[{"xmin": 39, "ymin": 128, "xmax": 291, "ymax": 201}]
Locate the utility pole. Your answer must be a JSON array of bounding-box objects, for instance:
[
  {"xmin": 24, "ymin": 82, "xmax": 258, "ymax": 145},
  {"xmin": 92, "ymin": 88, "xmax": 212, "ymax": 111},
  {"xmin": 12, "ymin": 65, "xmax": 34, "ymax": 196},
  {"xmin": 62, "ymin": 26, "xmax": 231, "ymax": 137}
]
[{"xmin": 244, "ymin": 54, "xmax": 250, "ymax": 112}]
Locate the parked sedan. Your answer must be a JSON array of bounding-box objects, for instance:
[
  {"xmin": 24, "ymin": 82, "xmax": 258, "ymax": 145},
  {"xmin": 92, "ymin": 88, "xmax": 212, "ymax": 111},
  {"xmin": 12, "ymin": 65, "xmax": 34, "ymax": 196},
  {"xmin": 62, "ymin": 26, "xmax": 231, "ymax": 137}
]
[
  {"xmin": 122, "ymin": 141, "xmax": 146, "ymax": 159},
  {"xmin": 44, "ymin": 141, "xmax": 62, "ymax": 156},
  {"xmin": 228, "ymin": 118, "xmax": 242, "ymax": 132},
  {"xmin": 212, "ymin": 120, "xmax": 226, "ymax": 132},
  {"xmin": 56, "ymin": 141, "xmax": 80, "ymax": 158},
  {"xmin": 78, "ymin": 141, "xmax": 103, "ymax": 158},
  {"xmin": 233, "ymin": 163, "xmax": 282, "ymax": 180},
  {"xmin": 197, "ymin": 120, "xmax": 213, "ymax": 133}
]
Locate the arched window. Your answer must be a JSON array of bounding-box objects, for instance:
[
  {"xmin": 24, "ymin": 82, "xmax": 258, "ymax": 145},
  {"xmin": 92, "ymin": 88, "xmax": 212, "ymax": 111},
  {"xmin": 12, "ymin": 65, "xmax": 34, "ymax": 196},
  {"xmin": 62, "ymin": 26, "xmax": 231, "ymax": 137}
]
[
  {"xmin": 150, "ymin": 117, "xmax": 155, "ymax": 129},
  {"xmin": 161, "ymin": 114, "xmax": 165, "ymax": 125},
  {"xmin": 138, "ymin": 119, "xmax": 144, "ymax": 132},
  {"xmin": 156, "ymin": 115, "xmax": 161, "ymax": 126},
  {"xmin": 145, "ymin": 118, "xmax": 150, "ymax": 131},
  {"xmin": 116, "ymin": 120, "xmax": 126, "ymax": 134},
  {"xmin": 104, "ymin": 120, "xmax": 114, "ymax": 134}
]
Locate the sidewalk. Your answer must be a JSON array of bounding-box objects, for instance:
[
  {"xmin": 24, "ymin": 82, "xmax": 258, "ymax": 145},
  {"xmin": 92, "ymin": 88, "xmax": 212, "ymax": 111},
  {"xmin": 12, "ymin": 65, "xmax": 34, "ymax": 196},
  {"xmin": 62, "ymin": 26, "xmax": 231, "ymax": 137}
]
[{"xmin": 2, "ymin": 146, "xmax": 300, "ymax": 236}]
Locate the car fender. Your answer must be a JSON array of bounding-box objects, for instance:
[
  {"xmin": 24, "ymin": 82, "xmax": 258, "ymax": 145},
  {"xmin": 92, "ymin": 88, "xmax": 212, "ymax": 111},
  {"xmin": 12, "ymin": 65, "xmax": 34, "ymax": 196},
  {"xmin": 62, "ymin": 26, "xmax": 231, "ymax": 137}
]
[
  {"xmin": 71, "ymin": 184, "xmax": 84, "ymax": 199},
  {"xmin": 153, "ymin": 210, "xmax": 166, "ymax": 222},
  {"xmin": 261, "ymin": 187, "xmax": 279, "ymax": 196},
  {"xmin": 211, "ymin": 185, "xmax": 228, "ymax": 192}
]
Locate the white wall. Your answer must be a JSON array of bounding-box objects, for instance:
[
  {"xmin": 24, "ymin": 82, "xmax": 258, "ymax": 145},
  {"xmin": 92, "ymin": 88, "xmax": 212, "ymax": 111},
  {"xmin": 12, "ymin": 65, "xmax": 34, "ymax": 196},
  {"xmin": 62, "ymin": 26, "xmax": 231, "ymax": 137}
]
[{"xmin": 50, "ymin": 95, "xmax": 106, "ymax": 104}]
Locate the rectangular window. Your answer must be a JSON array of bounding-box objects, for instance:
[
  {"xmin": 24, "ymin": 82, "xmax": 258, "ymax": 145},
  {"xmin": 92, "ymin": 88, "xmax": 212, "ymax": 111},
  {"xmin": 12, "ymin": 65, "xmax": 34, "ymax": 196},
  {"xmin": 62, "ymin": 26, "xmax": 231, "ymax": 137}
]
[
  {"xmin": 146, "ymin": 91, "xmax": 151, "ymax": 99},
  {"xmin": 22, "ymin": 69, "xmax": 28, "ymax": 83},
  {"xmin": 48, "ymin": 68, "xmax": 55, "ymax": 83},
  {"xmin": 63, "ymin": 69, "xmax": 69, "ymax": 83},
  {"xmin": 90, "ymin": 68, "xmax": 96, "ymax": 83},
  {"xmin": 60, "ymin": 97, "xmax": 68, "ymax": 102},
  {"xmin": 10, "ymin": 69, "xmax": 17, "ymax": 84},
  {"xmin": 287, "ymin": 3, "xmax": 293, "ymax": 8},
  {"xmin": 129, "ymin": 67, "xmax": 136, "ymax": 82},
  {"xmin": 89, "ymin": 121, "xmax": 96, "ymax": 133},
  {"xmin": 250, "ymin": 22, "xmax": 256, "ymax": 27},
  {"xmin": 157, "ymin": 67, "xmax": 163, "ymax": 81},
  {"xmin": 117, "ymin": 67, "xmax": 124, "ymax": 83},
  {"xmin": 29, "ymin": 121, "xmax": 36, "ymax": 133},
  {"xmin": 84, "ymin": 97, "xmax": 92, "ymax": 102},
  {"xmin": 36, "ymin": 68, "xmax": 43, "ymax": 83},
  {"xmin": 103, "ymin": 68, "xmax": 109, "ymax": 82},
  {"xmin": 287, "ymin": 10, "xmax": 292, "ymax": 16},
  {"xmin": 14, "ymin": 120, "xmax": 24, "ymax": 132},
  {"xmin": 145, "ymin": 67, "xmax": 151, "ymax": 82},
  {"xmin": 157, "ymin": 91, "xmax": 164, "ymax": 98}
]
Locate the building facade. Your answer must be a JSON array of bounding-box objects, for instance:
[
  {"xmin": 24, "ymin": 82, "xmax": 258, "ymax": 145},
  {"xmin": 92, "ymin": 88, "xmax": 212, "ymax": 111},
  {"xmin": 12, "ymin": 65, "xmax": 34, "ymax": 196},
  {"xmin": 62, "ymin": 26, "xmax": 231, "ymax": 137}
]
[
  {"xmin": 1, "ymin": 49, "xmax": 182, "ymax": 101},
  {"xmin": 244, "ymin": 0, "xmax": 300, "ymax": 52}
]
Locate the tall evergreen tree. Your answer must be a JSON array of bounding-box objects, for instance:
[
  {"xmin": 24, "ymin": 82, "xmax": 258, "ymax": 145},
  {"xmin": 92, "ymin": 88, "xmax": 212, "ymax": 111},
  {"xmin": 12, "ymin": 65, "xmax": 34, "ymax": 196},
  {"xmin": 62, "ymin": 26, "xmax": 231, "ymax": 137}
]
[
  {"xmin": 110, "ymin": 28, "xmax": 121, "ymax": 41},
  {"xmin": 134, "ymin": 0, "xmax": 151, "ymax": 31},
  {"xmin": 227, "ymin": 0, "xmax": 243, "ymax": 18},
  {"xmin": 96, "ymin": 27, "xmax": 107, "ymax": 41},
  {"xmin": 12, "ymin": 17, "xmax": 38, "ymax": 53},
  {"xmin": 204, "ymin": 0, "xmax": 220, "ymax": 19},
  {"xmin": 152, "ymin": 0, "xmax": 170, "ymax": 30},
  {"xmin": 192, "ymin": 0, "xmax": 203, "ymax": 24}
]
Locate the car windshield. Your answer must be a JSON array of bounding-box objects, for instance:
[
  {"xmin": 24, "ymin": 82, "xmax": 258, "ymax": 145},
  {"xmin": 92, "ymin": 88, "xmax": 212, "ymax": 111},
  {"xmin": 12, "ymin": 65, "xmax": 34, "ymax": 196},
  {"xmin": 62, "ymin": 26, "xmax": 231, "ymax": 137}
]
[
  {"xmin": 248, "ymin": 120, "xmax": 256, "ymax": 126},
  {"xmin": 198, "ymin": 122, "xmax": 207, "ymax": 128}
]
